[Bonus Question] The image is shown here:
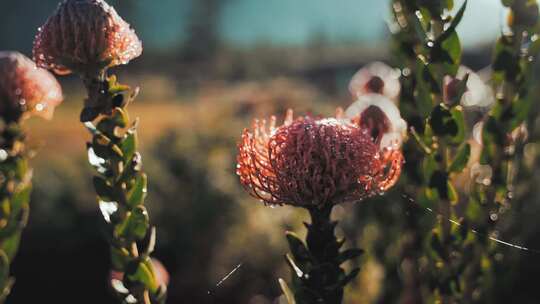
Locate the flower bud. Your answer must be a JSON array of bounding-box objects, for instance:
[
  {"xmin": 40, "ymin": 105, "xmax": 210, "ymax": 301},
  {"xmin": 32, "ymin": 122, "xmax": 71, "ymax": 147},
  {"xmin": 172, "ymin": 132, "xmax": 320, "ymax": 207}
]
[
  {"xmin": 33, "ymin": 0, "xmax": 142, "ymax": 77},
  {"xmin": 0, "ymin": 51, "xmax": 63, "ymax": 121}
]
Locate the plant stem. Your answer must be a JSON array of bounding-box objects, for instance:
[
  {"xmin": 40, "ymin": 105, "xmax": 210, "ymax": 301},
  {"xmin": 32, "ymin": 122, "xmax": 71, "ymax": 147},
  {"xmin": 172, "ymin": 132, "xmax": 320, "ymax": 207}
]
[
  {"xmin": 0, "ymin": 123, "xmax": 31, "ymax": 303},
  {"xmin": 81, "ymin": 71, "xmax": 165, "ymax": 304},
  {"xmin": 304, "ymin": 205, "xmax": 343, "ymax": 304},
  {"xmin": 284, "ymin": 204, "xmax": 361, "ymax": 304}
]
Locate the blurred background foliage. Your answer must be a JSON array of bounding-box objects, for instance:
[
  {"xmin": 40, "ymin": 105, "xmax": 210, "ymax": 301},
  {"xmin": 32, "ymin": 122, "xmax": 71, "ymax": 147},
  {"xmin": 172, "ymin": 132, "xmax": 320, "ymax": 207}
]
[{"xmin": 1, "ymin": 0, "xmax": 540, "ymax": 303}]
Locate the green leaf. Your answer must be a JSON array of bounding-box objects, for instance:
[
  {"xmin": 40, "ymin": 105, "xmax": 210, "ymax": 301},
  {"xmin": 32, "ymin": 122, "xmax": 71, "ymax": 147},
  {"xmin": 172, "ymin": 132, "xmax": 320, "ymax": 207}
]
[
  {"xmin": 127, "ymin": 174, "xmax": 148, "ymax": 208},
  {"xmin": 0, "ymin": 231, "xmax": 21, "ymax": 261},
  {"xmin": 449, "ymin": 106, "xmax": 466, "ymax": 144},
  {"xmin": 0, "ymin": 250, "xmax": 9, "ymax": 292},
  {"xmin": 111, "ymin": 107, "xmax": 129, "ymax": 128},
  {"xmin": 448, "ymin": 181, "xmax": 459, "ymax": 204},
  {"xmin": 127, "ymin": 259, "xmax": 158, "ymax": 293},
  {"xmin": 336, "ymin": 248, "xmax": 364, "ymax": 265},
  {"xmin": 120, "ymin": 132, "xmax": 137, "ymax": 163},
  {"xmin": 429, "ymin": 170, "xmax": 449, "ymax": 199},
  {"xmin": 10, "ymin": 184, "xmax": 31, "ymax": 215},
  {"xmin": 440, "ymin": 31, "xmax": 461, "ymax": 75},
  {"xmin": 285, "ymin": 231, "xmax": 310, "ymax": 265},
  {"xmin": 93, "ymin": 176, "xmax": 114, "ymax": 201},
  {"xmin": 437, "ymin": 0, "xmax": 467, "ymax": 42},
  {"xmin": 285, "ymin": 254, "xmax": 304, "ymax": 278},
  {"xmin": 279, "ymin": 278, "xmax": 296, "ymax": 304},
  {"xmin": 449, "ymin": 143, "xmax": 471, "ymax": 173},
  {"xmin": 115, "ymin": 206, "xmax": 149, "ymax": 241},
  {"xmin": 340, "ymin": 267, "xmax": 360, "ymax": 287},
  {"xmin": 110, "ymin": 247, "xmax": 131, "ymax": 271}
]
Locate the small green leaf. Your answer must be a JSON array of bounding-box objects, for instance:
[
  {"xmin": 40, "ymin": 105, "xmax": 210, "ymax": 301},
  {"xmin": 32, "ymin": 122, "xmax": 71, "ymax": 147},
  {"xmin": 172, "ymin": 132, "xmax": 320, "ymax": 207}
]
[
  {"xmin": 111, "ymin": 107, "xmax": 129, "ymax": 128},
  {"xmin": 115, "ymin": 206, "xmax": 149, "ymax": 241},
  {"xmin": 449, "ymin": 106, "xmax": 466, "ymax": 144},
  {"xmin": 127, "ymin": 259, "xmax": 158, "ymax": 293},
  {"xmin": 448, "ymin": 182, "xmax": 459, "ymax": 204},
  {"xmin": 449, "ymin": 143, "xmax": 471, "ymax": 173},
  {"xmin": 93, "ymin": 176, "xmax": 114, "ymax": 201},
  {"xmin": 437, "ymin": 0, "xmax": 467, "ymax": 42},
  {"xmin": 0, "ymin": 231, "xmax": 21, "ymax": 261},
  {"xmin": 110, "ymin": 247, "xmax": 131, "ymax": 271},
  {"xmin": 285, "ymin": 231, "xmax": 310, "ymax": 264},
  {"xmin": 127, "ymin": 174, "xmax": 148, "ymax": 208},
  {"xmin": 120, "ymin": 132, "xmax": 137, "ymax": 163},
  {"xmin": 336, "ymin": 248, "xmax": 364, "ymax": 265},
  {"xmin": 340, "ymin": 267, "xmax": 360, "ymax": 286},
  {"xmin": 278, "ymin": 278, "xmax": 296, "ymax": 304}
]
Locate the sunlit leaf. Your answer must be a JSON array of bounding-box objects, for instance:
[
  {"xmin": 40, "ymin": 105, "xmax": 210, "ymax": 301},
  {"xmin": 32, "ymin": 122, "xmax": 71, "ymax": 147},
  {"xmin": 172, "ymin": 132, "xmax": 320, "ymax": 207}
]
[{"xmin": 449, "ymin": 143, "xmax": 471, "ymax": 173}]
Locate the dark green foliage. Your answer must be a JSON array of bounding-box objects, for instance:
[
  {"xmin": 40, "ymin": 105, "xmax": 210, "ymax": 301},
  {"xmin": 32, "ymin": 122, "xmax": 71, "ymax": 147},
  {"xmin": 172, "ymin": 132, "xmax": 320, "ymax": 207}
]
[
  {"xmin": 0, "ymin": 123, "xmax": 31, "ymax": 303},
  {"xmin": 84, "ymin": 74, "xmax": 165, "ymax": 304},
  {"xmin": 281, "ymin": 205, "xmax": 362, "ymax": 304}
]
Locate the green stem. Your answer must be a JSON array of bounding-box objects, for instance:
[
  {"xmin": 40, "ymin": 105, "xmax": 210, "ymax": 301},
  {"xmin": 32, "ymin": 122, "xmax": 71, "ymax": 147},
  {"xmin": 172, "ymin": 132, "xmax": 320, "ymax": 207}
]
[
  {"xmin": 0, "ymin": 123, "xmax": 31, "ymax": 303},
  {"xmin": 82, "ymin": 72, "xmax": 165, "ymax": 304},
  {"xmin": 285, "ymin": 204, "xmax": 361, "ymax": 304},
  {"xmin": 304, "ymin": 205, "xmax": 343, "ymax": 304}
]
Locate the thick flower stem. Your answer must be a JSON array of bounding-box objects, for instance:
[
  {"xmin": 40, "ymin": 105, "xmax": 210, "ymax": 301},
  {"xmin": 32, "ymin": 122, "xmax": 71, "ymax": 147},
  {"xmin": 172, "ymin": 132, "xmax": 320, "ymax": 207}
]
[
  {"xmin": 285, "ymin": 205, "xmax": 362, "ymax": 304},
  {"xmin": 0, "ymin": 123, "xmax": 31, "ymax": 303},
  {"xmin": 81, "ymin": 72, "xmax": 165, "ymax": 304},
  {"xmin": 304, "ymin": 205, "xmax": 344, "ymax": 303}
]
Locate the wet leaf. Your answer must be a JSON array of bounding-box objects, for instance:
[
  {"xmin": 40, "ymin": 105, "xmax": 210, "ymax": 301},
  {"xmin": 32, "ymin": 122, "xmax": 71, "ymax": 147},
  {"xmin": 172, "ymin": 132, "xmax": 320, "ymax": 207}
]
[
  {"xmin": 285, "ymin": 231, "xmax": 310, "ymax": 264},
  {"xmin": 115, "ymin": 206, "xmax": 149, "ymax": 241},
  {"xmin": 127, "ymin": 173, "xmax": 147, "ymax": 208},
  {"xmin": 279, "ymin": 278, "xmax": 296, "ymax": 304},
  {"xmin": 93, "ymin": 177, "xmax": 114, "ymax": 201},
  {"xmin": 449, "ymin": 143, "xmax": 471, "ymax": 173},
  {"xmin": 127, "ymin": 259, "xmax": 158, "ymax": 293},
  {"xmin": 336, "ymin": 248, "xmax": 364, "ymax": 265}
]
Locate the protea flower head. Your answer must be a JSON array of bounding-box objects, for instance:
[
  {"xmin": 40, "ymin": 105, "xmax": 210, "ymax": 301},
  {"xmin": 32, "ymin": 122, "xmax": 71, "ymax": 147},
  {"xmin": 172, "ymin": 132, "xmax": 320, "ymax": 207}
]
[
  {"xmin": 0, "ymin": 51, "xmax": 63, "ymax": 122},
  {"xmin": 33, "ymin": 0, "xmax": 142, "ymax": 77},
  {"xmin": 349, "ymin": 62, "xmax": 401, "ymax": 101},
  {"xmin": 237, "ymin": 101, "xmax": 405, "ymax": 208}
]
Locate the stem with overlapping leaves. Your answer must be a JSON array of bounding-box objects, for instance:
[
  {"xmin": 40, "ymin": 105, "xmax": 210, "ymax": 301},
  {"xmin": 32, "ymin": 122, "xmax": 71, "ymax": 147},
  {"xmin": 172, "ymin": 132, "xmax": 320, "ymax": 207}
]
[
  {"xmin": 280, "ymin": 205, "xmax": 362, "ymax": 304},
  {"xmin": 0, "ymin": 122, "xmax": 30, "ymax": 303},
  {"xmin": 81, "ymin": 72, "xmax": 165, "ymax": 304}
]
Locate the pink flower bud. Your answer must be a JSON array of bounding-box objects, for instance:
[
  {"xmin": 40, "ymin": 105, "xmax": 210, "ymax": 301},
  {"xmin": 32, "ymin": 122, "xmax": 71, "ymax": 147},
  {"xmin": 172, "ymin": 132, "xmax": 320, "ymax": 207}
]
[
  {"xmin": 33, "ymin": 0, "xmax": 142, "ymax": 77},
  {"xmin": 0, "ymin": 51, "xmax": 63, "ymax": 121}
]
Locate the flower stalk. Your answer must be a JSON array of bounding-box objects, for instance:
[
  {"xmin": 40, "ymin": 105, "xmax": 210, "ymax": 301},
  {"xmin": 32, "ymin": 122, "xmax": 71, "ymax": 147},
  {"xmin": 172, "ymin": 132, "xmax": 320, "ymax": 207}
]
[
  {"xmin": 33, "ymin": 1, "xmax": 165, "ymax": 303},
  {"xmin": 83, "ymin": 73, "xmax": 165, "ymax": 304},
  {"xmin": 0, "ymin": 123, "xmax": 30, "ymax": 303},
  {"xmin": 0, "ymin": 51, "xmax": 62, "ymax": 302},
  {"xmin": 283, "ymin": 204, "xmax": 362, "ymax": 304}
]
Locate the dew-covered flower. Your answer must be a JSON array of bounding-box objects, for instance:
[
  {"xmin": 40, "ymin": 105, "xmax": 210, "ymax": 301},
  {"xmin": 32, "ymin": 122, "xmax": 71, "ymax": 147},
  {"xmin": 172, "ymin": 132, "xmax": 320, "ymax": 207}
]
[
  {"xmin": 348, "ymin": 62, "xmax": 401, "ymax": 101},
  {"xmin": 0, "ymin": 51, "xmax": 63, "ymax": 121},
  {"xmin": 33, "ymin": 0, "xmax": 142, "ymax": 77},
  {"xmin": 444, "ymin": 66, "xmax": 494, "ymax": 109},
  {"xmin": 237, "ymin": 106, "xmax": 404, "ymax": 207}
]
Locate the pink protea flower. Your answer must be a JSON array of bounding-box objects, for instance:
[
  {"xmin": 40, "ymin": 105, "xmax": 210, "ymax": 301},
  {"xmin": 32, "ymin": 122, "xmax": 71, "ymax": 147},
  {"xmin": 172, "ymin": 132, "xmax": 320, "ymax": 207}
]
[
  {"xmin": 33, "ymin": 0, "xmax": 142, "ymax": 77},
  {"xmin": 0, "ymin": 51, "xmax": 63, "ymax": 121},
  {"xmin": 237, "ymin": 105, "xmax": 404, "ymax": 207},
  {"xmin": 349, "ymin": 62, "xmax": 401, "ymax": 101}
]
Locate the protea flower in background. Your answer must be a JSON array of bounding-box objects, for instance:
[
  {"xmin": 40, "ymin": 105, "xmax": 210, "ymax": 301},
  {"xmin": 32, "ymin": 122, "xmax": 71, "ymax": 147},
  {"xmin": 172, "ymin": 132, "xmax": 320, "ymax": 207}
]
[
  {"xmin": 34, "ymin": 1, "xmax": 165, "ymax": 303},
  {"xmin": 0, "ymin": 51, "xmax": 62, "ymax": 121},
  {"xmin": 443, "ymin": 66, "xmax": 495, "ymax": 109},
  {"xmin": 0, "ymin": 51, "xmax": 62, "ymax": 301},
  {"xmin": 33, "ymin": 0, "xmax": 142, "ymax": 78},
  {"xmin": 237, "ymin": 96, "xmax": 405, "ymax": 303},
  {"xmin": 348, "ymin": 61, "xmax": 401, "ymax": 101}
]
